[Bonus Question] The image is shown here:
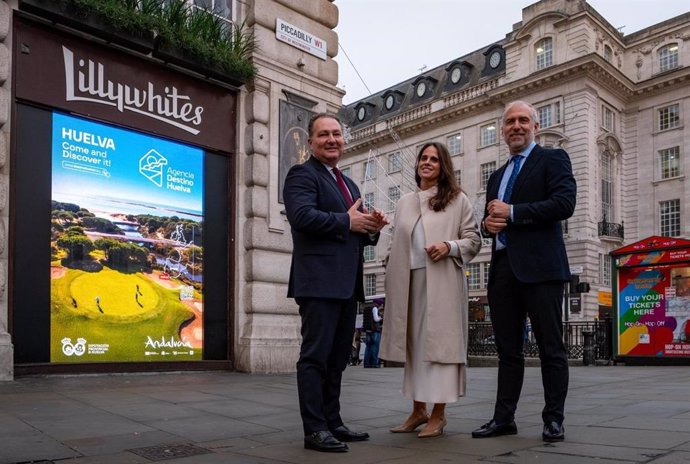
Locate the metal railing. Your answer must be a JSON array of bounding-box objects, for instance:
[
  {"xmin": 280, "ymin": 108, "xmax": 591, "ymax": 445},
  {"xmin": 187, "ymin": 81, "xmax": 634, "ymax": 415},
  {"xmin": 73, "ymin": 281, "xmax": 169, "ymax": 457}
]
[
  {"xmin": 598, "ymin": 220, "xmax": 624, "ymax": 239},
  {"xmin": 468, "ymin": 320, "xmax": 613, "ymax": 361}
]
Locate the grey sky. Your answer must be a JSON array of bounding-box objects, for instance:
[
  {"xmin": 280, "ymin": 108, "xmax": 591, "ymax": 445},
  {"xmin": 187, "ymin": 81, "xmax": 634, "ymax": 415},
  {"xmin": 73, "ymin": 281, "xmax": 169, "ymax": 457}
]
[{"xmin": 335, "ymin": 0, "xmax": 689, "ymax": 104}]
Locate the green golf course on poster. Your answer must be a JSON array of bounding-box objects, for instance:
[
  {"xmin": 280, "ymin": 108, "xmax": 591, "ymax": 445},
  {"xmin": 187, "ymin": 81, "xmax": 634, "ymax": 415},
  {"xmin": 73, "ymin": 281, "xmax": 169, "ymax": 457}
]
[{"xmin": 51, "ymin": 267, "xmax": 201, "ymax": 362}]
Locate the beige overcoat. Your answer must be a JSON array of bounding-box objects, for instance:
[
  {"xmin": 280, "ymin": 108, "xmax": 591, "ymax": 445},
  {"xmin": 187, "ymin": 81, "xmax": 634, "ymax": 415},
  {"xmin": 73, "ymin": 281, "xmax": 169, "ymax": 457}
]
[{"xmin": 380, "ymin": 188, "xmax": 481, "ymax": 364}]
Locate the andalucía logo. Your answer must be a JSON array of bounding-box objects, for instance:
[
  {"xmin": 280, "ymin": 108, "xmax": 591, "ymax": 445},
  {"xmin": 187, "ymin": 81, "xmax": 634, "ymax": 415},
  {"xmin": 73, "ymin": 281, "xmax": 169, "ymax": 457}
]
[
  {"xmin": 61, "ymin": 337, "xmax": 87, "ymax": 356},
  {"xmin": 62, "ymin": 46, "xmax": 204, "ymax": 135},
  {"xmin": 139, "ymin": 149, "xmax": 168, "ymax": 187}
]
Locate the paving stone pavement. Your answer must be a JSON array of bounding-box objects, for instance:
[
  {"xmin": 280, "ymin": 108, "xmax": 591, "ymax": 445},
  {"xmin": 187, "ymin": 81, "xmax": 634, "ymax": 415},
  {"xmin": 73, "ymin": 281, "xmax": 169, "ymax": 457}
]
[{"xmin": 1, "ymin": 365, "xmax": 690, "ymax": 463}]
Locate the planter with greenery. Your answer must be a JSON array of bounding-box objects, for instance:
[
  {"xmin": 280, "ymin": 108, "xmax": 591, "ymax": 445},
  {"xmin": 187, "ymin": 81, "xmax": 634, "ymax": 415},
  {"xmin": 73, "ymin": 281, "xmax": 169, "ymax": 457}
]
[
  {"xmin": 19, "ymin": 0, "xmax": 257, "ymax": 85},
  {"xmin": 153, "ymin": 0, "xmax": 256, "ymax": 86},
  {"xmin": 20, "ymin": 0, "xmax": 159, "ymax": 53}
]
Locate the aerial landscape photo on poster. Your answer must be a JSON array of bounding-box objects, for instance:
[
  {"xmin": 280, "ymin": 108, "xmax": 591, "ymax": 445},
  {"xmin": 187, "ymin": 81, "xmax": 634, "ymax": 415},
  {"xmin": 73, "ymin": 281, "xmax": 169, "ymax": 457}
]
[{"xmin": 51, "ymin": 112, "xmax": 204, "ymax": 363}]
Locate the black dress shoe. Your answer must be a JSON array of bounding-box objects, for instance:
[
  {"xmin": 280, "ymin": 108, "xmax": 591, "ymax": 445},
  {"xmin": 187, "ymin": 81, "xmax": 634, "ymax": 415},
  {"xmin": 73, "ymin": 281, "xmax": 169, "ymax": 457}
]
[
  {"xmin": 304, "ymin": 431, "xmax": 348, "ymax": 452},
  {"xmin": 542, "ymin": 421, "xmax": 565, "ymax": 442},
  {"xmin": 471, "ymin": 419, "xmax": 518, "ymax": 438},
  {"xmin": 330, "ymin": 424, "xmax": 370, "ymax": 442}
]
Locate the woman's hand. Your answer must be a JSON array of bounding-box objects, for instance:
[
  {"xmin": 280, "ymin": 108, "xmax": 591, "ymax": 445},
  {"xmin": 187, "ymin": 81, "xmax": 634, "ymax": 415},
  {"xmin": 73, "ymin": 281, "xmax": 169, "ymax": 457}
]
[{"xmin": 424, "ymin": 242, "xmax": 451, "ymax": 262}]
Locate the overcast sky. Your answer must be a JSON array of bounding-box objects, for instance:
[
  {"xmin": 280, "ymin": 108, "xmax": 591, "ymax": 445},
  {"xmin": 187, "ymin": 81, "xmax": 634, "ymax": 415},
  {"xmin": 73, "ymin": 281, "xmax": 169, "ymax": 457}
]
[{"xmin": 335, "ymin": 0, "xmax": 690, "ymax": 104}]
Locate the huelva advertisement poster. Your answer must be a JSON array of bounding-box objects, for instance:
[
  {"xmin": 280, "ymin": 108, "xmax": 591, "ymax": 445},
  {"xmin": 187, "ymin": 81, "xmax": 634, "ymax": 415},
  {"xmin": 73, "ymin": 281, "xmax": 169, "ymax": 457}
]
[
  {"xmin": 618, "ymin": 264, "xmax": 690, "ymax": 357},
  {"xmin": 51, "ymin": 112, "xmax": 204, "ymax": 362}
]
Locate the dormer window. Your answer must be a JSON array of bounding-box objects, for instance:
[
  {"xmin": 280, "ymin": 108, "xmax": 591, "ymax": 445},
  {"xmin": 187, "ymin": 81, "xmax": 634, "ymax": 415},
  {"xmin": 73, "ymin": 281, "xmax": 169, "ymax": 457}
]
[
  {"xmin": 481, "ymin": 46, "xmax": 505, "ymax": 76},
  {"xmin": 416, "ymin": 81, "xmax": 427, "ymax": 98},
  {"xmin": 385, "ymin": 94, "xmax": 395, "ymax": 110},
  {"xmin": 412, "ymin": 77, "xmax": 436, "ymax": 100},
  {"xmin": 445, "ymin": 60, "xmax": 473, "ymax": 88},
  {"xmin": 354, "ymin": 102, "xmax": 375, "ymax": 123},
  {"xmin": 381, "ymin": 90, "xmax": 404, "ymax": 112}
]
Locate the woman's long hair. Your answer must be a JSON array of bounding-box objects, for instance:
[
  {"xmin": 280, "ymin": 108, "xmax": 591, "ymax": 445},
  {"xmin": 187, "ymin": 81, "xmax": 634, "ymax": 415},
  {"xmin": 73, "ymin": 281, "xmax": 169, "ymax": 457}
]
[{"xmin": 414, "ymin": 142, "xmax": 461, "ymax": 211}]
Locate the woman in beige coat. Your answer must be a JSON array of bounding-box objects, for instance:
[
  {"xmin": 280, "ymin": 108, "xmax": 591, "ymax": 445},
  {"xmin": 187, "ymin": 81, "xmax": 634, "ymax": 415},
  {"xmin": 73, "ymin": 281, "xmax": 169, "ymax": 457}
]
[{"xmin": 380, "ymin": 141, "xmax": 481, "ymax": 438}]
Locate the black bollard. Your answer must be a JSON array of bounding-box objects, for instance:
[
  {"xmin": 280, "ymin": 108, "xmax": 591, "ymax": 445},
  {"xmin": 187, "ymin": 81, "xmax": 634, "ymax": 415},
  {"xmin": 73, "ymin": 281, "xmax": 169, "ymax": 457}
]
[{"xmin": 583, "ymin": 331, "xmax": 595, "ymax": 366}]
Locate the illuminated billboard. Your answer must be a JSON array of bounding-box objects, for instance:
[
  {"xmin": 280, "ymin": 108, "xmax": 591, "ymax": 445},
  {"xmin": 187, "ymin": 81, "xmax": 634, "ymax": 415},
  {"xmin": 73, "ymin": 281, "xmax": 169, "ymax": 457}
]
[{"xmin": 51, "ymin": 113, "xmax": 204, "ymax": 362}]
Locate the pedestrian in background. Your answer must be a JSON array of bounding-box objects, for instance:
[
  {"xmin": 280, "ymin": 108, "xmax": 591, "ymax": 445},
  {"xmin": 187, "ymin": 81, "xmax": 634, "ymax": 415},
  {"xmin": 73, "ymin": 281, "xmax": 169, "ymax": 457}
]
[
  {"xmin": 363, "ymin": 299, "xmax": 383, "ymax": 368},
  {"xmin": 381, "ymin": 141, "xmax": 481, "ymax": 438}
]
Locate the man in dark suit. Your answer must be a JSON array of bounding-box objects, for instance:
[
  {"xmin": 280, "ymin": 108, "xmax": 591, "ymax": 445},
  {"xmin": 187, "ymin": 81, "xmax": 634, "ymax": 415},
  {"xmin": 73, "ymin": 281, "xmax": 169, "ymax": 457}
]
[
  {"xmin": 472, "ymin": 101, "xmax": 576, "ymax": 442},
  {"xmin": 283, "ymin": 113, "xmax": 388, "ymax": 453}
]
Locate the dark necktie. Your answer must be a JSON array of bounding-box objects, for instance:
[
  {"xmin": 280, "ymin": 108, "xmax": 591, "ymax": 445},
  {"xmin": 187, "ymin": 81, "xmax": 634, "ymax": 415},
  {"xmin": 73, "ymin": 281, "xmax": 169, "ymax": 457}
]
[
  {"xmin": 498, "ymin": 155, "xmax": 523, "ymax": 247},
  {"xmin": 333, "ymin": 167, "xmax": 354, "ymax": 207}
]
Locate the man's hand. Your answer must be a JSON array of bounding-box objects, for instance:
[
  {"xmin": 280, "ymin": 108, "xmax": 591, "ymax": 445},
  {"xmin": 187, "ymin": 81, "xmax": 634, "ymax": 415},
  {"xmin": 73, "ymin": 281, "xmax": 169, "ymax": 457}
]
[
  {"xmin": 487, "ymin": 199, "xmax": 510, "ymax": 219},
  {"xmin": 348, "ymin": 199, "xmax": 383, "ymax": 234},
  {"xmin": 370, "ymin": 208, "xmax": 390, "ymax": 233},
  {"xmin": 484, "ymin": 199, "xmax": 510, "ymax": 235},
  {"xmin": 484, "ymin": 215, "xmax": 507, "ymax": 234}
]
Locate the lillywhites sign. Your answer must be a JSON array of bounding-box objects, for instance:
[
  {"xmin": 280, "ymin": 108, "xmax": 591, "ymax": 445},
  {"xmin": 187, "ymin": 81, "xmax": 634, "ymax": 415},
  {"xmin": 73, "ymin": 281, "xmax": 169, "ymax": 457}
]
[
  {"xmin": 63, "ymin": 47, "xmax": 204, "ymax": 135},
  {"xmin": 15, "ymin": 19, "xmax": 236, "ymax": 153}
]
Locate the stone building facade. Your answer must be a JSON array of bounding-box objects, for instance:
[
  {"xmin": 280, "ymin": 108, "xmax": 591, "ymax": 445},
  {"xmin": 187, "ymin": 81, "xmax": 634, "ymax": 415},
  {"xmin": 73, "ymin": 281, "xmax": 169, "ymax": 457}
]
[
  {"xmin": 0, "ymin": 0, "xmax": 342, "ymax": 380},
  {"xmin": 338, "ymin": 0, "xmax": 690, "ymax": 322}
]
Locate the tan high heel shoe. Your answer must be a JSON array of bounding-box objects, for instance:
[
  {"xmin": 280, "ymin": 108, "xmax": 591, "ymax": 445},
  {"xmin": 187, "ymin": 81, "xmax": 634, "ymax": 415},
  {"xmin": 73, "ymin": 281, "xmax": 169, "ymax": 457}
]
[
  {"xmin": 418, "ymin": 416, "xmax": 447, "ymax": 438},
  {"xmin": 390, "ymin": 413, "xmax": 430, "ymax": 433}
]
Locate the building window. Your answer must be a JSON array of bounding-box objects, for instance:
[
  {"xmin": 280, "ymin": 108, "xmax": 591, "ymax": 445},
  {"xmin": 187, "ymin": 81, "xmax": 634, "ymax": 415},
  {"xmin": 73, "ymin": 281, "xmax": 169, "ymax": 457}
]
[
  {"xmin": 388, "ymin": 152, "xmax": 402, "ymax": 173},
  {"xmin": 363, "ymin": 245, "xmax": 375, "ymax": 262},
  {"xmin": 340, "ymin": 166, "xmax": 351, "ymax": 178},
  {"xmin": 480, "ymin": 162, "xmax": 496, "ymax": 191},
  {"xmin": 537, "ymin": 101, "xmax": 561, "ymax": 128},
  {"xmin": 659, "ymin": 146, "xmax": 680, "ymax": 179},
  {"xmin": 601, "ymin": 152, "xmax": 613, "ymax": 222},
  {"xmin": 467, "ymin": 263, "xmax": 480, "ymax": 290},
  {"xmin": 536, "ymin": 37, "xmax": 553, "ymax": 70},
  {"xmin": 538, "ymin": 105, "xmax": 552, "ymax": 128},
  {"xmin": 363, "ymin": 160, "xmax": 376, "ymax": 180},
  {"xmin": 603, "ymin": 44, "xmax": 613, "ymax": 62},
  {"xmin": 454, "ymin": 169, "xmax": 462, "ymax": 186},
  {"xmin": 480, "ymin": 123, "xmax": 497, "ymax": 147},
  {"xmin": 658, "ymin": 104, "xmax": 680, "ymax": 131},
  {"xmin": 602, "ymin": 105, "xmax": 615, "ymax": 132},
  {"xmin": 483, "ymin": 263, "xmax": 490, "ymax": 289},
  {"xmin": 660, "ymin": 199, "xmax": 681, "ymax": 237},
  {"xmin": 447, "ymin": 133, "xmax": 462, "ymax": 155},
  {"xmin": 192, "ymin": 0, "xmax": 232, "ymax": 21},
  {"xmin": 388, "ymin": 186, "xmax": 401, "ymax": 213},
  {"xmin": 364, "ymin": 192, "xmax": 375, "ymax": 212},
  {"xmin": 658, "ymin": 44, "xmax": 679, "ymax": 72},
  {"xmin": 365, "ymin": 273, "xmax": 377, "ymax": 296},
  {"xmin": 599, "ymin": 253, "xmax": 612, "ymax": 287}
]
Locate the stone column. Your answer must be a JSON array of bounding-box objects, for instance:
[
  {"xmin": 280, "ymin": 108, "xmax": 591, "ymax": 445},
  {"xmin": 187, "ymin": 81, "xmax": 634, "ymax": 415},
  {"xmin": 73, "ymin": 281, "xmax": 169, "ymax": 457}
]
[{"xmin": 0, "ymin": 0, "xmax": 13, "ymax": 380}]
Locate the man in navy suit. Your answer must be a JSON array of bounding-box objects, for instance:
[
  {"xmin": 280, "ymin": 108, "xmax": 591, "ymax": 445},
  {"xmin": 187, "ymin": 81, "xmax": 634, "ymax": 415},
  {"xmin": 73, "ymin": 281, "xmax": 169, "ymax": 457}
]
[
  {"xmin": 472, "ymin": 101, "xmax": 576, "ymax": 442},
  {"xmin": 283, "ymin": 113, "xmax": 388, "ymax": 452}
]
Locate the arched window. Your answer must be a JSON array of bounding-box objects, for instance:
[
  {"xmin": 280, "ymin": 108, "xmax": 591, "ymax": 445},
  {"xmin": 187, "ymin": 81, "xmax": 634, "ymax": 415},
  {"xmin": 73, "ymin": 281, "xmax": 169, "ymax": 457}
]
[
  {"xmin": 658, "ymin": 44, "xmax": 679, "ymax": 72},
  {"xmin": 603, "ymin": 44, "xmax": 613, "ymax": 63},
  {"xmin": 536, "ymin": 37, "xmax": 553, "ymax": 70}
]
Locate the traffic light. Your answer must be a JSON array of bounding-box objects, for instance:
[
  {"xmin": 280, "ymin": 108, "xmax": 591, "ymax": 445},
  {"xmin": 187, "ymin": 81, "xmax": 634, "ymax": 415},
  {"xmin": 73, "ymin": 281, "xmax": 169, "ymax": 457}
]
[{"xmin": 570, "ymin": 275, "xmax": 579, "ymax": 293}]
